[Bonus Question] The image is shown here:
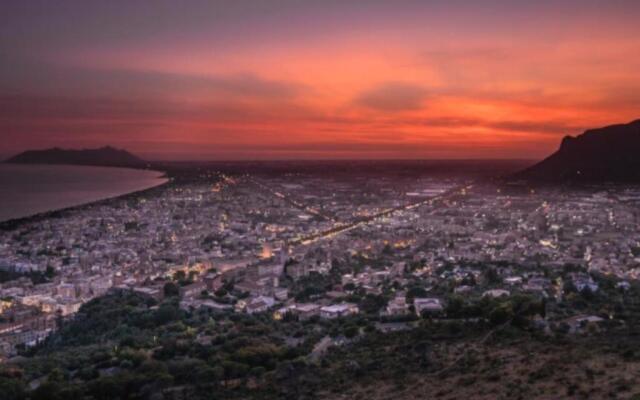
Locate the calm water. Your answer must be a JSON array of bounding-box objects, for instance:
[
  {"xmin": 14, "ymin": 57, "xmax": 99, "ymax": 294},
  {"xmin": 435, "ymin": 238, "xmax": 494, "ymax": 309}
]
[{"xmin": 0, "ymin": 164, "xmax": 168, "ymax": 222}]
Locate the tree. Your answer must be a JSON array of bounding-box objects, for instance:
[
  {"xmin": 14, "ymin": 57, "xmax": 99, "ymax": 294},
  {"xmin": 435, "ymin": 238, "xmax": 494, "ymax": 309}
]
[
  {"xmin": 188, "ymin": 270, "xmax": 199, "ymax": 281},
  {"xmin": 445, "ymin": 295, "xmax": 465, "ymax": 318},
  {"xmin": 250, "ymin": 366, "xmax": 266, "ymax": 379},
  {"xmin": 154, "ymin": 304, "xmax": 181, "ymax": 325},
  {"xmin": 31, "ymin": 369, "xmax": 70, "ymax": 400},
  {"xmin": 359, "ymin": 294, "xmax": 387, "ymax": 314},
  {"xmin": 382, "ymin": 244, "xmax": 393, "ymax": 255},
  {"xmin": 483, "ymin": 267, "xmax": 501, "ymax": 285},
  {"xmin": 173, "ymin": 270, "xmax": 186, "ymax": 281},
  {"xmin": 88, "ymin": 376, "xmax": 125, "ymax": 400},
  {"xmin": 0, "ymin": 377, "xmax": 25, "ymax": 400},
  {"xmin": 222, "ymin": 361, "xmax": 250, "ymax": 379},
  {"xmin": 32, "ymin": 382, "xmax": 63, "ymax": 400},
  {"xmin": 344, "ymin": 324, "xmax": 359, "ymax": 338},
  {"xmin": 461, "ymin": 274, "xmax": 476, "ymax": 286},
  {"xmin": 163, "ymin": 282, "xmax": 180, "ymax": 298},
  {"xmin": 406, "ymin": 287, "xmax": 428, "ymax": 302},
  {"xmin": 488, "ymin": 303, "xmax": 513, "ymax": 325}
]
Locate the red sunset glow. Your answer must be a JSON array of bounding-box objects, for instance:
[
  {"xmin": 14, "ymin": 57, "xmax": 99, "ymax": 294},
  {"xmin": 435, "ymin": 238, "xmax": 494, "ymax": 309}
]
[{"xmin": 1, "ymin": 1, "xmax": 639, "ymax": 160}]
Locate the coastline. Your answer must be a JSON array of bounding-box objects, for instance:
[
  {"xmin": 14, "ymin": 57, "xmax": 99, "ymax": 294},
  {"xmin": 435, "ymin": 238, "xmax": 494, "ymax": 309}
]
[{"xmin": 0, "ymin": 165, "xmax": 170, "ymax": 230}]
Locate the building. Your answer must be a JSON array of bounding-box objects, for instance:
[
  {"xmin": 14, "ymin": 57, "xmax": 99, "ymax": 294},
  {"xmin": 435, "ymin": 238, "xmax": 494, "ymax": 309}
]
[
  {"xmin": 320, "ymin": 303, "xmax": 359, "ymax": 319},
  {"xmin": 132, "ymin": 286, "xmax": 164, "ymax": 301},
  {"xmin": 414, "ymin": 298, "xmax": 444, "ymax": 315},
  {"xmin": 572, "ymin": 275, "xmax": 599, "ymax": 293},
  {"xmin": 482, "ymin": 289, "xmax": 510, "ymax": 298},
  {"xmin": 286, "ymin": 262, "xmax": 310, "ymax": 281},
  {"xmin": 246, "ymin": 296, "xmax": 276, "ymax": 314},
  {"xmin": 385, "ymin": 295, "xmax": 409, "ymax": 316},
  {"xmin": 273, "ymin": 303, "xmax": 321, "ymax": 320},
  {"xmin": 203, "ymin": 273, "xmax": 224, "ymax": 291},
  {"xmin": 179, "ymin": 282, "xmax": 207, "ymax": 298},
  {"xmin": 56, "ymin": 283, "xmax": 76, "ymax": 298}
]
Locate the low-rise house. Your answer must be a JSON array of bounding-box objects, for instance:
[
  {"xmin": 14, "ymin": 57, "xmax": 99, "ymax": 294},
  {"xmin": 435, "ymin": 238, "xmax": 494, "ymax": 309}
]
[
  {"xmin": 565, "ymin": 315, "xmax": 605, "ymax": 334},
  {"xmin": 273, "ymin": 303, "xmax": 321, "ymax": 321},
  {"xmin": 246, "ymin": 296, "xmax": 276, "ymax": 314},
  {"xmin": 180, "ymin": 281, "xmax": 207, "ymax": 298},
  {"xmin": 274, "ymin": 303, "xmax": 322, "ymax": 321},
  {"xmin": 523, "ymin": 276, "xmax": 550, "ymax": 292},
  {"xmin": 454, "ymin": 285, "xmax": 473, "ymax": 294},
  {"xmin": 414, "ymin": 298, "xmax": 443, "ymax": 315},
  {"xmin": 203, "ymin": 273, "xmax": 224, "ymax": 291},
  {"xmin": 273, "ymin": 305, "xmax": 295, "ymax": 320},
  {"xmin": 199, "ymin": 299, "xmax": 233, "ymax": 312},
  {"xmin": 273, "ymin": 287, "xmax": 288, "ymax": 301},
  {"xmin": 56, "ymin": 283, "xmax": 76, "ymax": 298},
  {"xmin": 250, "ymin": 260, "xmax": 284, "ymax": 278},
  {"xmin": 180, "ymin": 298, "xmax": 233, "ymax": 312},
  {"xmin": 573, "ymin": 275, "xmax": 599, "ymax": 293},
  {"xmin": 325, "ymin": 290, "xmax": 346, "ymax": 300},
  {"xmin": 341, "ymin": 274, "xmax": 355, "ymax": 286},
  {"xmin": 483, "ymin": 289, "xmax": 510, "ymax": 298},
  {"xmin": 132, "ymin": 286, "xmax": 164, "ymax": 301},
  {"xmin": 0, "ymin": 313, "xmax": 56, "ymax": 356},
  {"xmin": 89, "ymin": 276, "xmax": 113, "ymax": 296},
  {"xmin": 295, "ymin": 303, "xmax": 321, "ymax": 320},
  {"xmin": 320, "ymin": 303, "xmax": 359, "ymax": 319},
  {"xmin": 617, "ymin": 281, "xmax": 631, "ymax": 291},
  {"xmin": 504, "ymin": 276, "xmax": 523, "ymax": 286},
  {"xmin": 385, "ymin": 296, "xmax": 409, "ymax": 316},
  {"xmin": 286, "ymin": 262, "xmax": 310, "ymax": 280},
  {"xmin": 235, "ymin": 275, "xmax": 279, "ymax": 297},
  {"xmin": 56, "ymin": 298, "xmax": 83, "ymax": 316}
]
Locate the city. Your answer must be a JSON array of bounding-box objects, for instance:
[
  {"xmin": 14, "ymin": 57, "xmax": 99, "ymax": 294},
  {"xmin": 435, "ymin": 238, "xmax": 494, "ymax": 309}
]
[
  {"xmin": 3, "ymin": 1, "xmax": 640, "ymax": 398},
  {"xmin": 2, "ymin": 165, "xmax": 640, "ymax": 387}
]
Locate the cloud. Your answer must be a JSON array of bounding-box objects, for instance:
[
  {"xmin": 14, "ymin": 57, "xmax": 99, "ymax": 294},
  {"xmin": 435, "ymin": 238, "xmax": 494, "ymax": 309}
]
[
  {"xmin": 0, "ymin": 85, "xmax": 312, "ymax": 124},
  {"xmin": 416, "ymin": 117, "xmax": 584, "ymax": 135},
  {"xmin": 355, "ymin": 82, "xmax": 428, "ymax": 111},
  {"xmin": 422, "ymin": 47, "xmax": 512, "ymax": 64},
  {"xmin": 100, "ymin": 69, "xmax": 306, "ymax": 101},
  {"xmin": 0, "ymin": 56, "xmax": 305, "ymax": 102},
  {"xmin": 0, "ymin": 95, "xmax": 188, "ymax": 122}
]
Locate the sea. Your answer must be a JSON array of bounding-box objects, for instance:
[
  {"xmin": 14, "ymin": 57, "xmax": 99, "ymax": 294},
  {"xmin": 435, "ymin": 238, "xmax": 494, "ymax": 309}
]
[{"xmin": 0, "ymin": 164, "xmax": 168, "ymax": 222}]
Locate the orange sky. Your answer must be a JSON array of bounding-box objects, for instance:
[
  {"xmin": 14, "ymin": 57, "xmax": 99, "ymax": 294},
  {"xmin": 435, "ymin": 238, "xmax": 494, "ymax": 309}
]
[{"xmin": 1, "ymin": 1, "xmax": 639, "ymax": 160}]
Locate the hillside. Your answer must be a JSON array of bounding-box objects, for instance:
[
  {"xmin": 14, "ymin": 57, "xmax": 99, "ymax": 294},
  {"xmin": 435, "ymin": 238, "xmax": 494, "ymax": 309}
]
[
  {"xmin": 3, "ymin": 270, "xmax": 640, "ymax": 400},
  {"xmin": 513, "ymin": 119, "xmax": 640, "ymax": 182},
  {"xmin": 5, "ymin": 146, "xmax": 145, "ymax": 168}
]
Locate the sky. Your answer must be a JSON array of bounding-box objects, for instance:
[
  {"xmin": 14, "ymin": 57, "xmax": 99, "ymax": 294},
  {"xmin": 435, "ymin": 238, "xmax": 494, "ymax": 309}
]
[{"xmin": 1, "ymin": 0, "xmax": 639, "ymax": 160}]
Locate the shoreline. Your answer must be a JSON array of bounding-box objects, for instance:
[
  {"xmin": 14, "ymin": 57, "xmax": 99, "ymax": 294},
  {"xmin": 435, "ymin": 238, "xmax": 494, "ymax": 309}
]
[{"xmin": 0, "ymin": 165, "xmax": 170, "ymax": 230}]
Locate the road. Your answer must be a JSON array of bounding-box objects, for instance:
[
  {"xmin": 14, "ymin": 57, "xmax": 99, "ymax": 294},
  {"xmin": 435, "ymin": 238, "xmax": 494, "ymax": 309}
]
[
  {"xmin": 249, "ymin": 177, "xmax": 336, "ymax": 222},
  {"xmin": 238, "ymin": 174, "xmax": 472, "ymax": 248},
  {"xmin": 289, "ymin": 184, "xmax": 473, "ymax": 246}
]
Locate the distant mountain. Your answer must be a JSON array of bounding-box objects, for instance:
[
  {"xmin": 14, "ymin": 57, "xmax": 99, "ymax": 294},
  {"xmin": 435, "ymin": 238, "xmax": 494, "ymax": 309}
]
[
  {"xmin": 5, "ymin": 146, "xmax": 146, "ymax": 168},
  {"xmin": 513, "ymin": 119, "xmax": 640, "ymax": 182}
]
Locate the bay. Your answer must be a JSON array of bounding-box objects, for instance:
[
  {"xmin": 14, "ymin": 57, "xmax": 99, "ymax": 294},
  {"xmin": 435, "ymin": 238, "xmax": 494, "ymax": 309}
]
[{"xmin": 0, "ymin": 164, "xmax": 167, "ymax": 222}]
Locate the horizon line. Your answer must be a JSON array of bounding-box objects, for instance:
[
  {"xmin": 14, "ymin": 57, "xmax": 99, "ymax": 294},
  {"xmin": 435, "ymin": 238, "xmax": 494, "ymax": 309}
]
[{"xmin": 146, "ymin": 157, "xmax": 538, "ymax": 163}]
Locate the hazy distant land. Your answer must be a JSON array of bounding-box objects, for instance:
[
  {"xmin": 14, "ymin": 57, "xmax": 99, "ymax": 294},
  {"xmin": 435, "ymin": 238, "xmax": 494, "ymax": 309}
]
[{"xmin": 5, "ymin": 146, "xmax": 145, "ymax": 169}]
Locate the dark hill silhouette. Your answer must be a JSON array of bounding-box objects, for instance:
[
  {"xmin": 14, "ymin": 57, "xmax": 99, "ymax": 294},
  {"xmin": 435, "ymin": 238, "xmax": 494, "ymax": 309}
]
[
  {"xmin": 513, "ymin": 119, "xmax": 640, "ymax": 182},
  {"xmin": 5, "ymin": 146, "xmax": 145, "ymax": 168}
]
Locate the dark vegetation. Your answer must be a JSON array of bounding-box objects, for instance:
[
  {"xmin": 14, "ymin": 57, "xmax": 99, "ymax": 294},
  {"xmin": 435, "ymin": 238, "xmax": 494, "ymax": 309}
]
[
  {"xmin": 0, "ymin": 266, "xmax": 55, "ymax": 285},
  {"xmin": 3, "ymin": 278, "xmax": 640, "ymax": 399}
]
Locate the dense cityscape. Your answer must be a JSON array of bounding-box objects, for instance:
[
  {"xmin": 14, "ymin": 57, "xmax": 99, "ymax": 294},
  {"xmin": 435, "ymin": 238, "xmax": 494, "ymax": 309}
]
[
  {"xmin": 3, "ymin": 0, "xmax": 640, "ymax": 398},
  {"xmin": 2, "ymin": 160, "xmax": 640, "ymax": 398}
]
